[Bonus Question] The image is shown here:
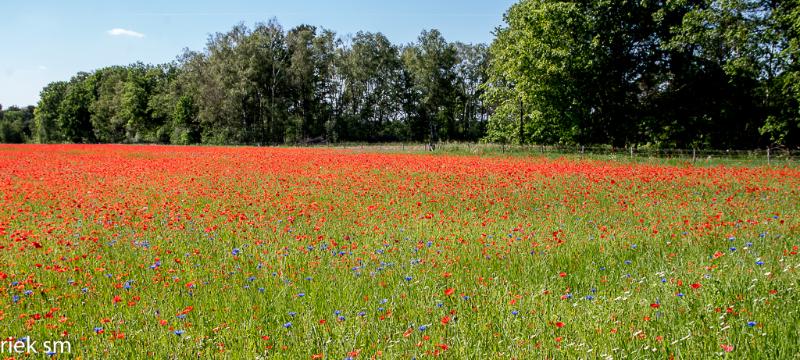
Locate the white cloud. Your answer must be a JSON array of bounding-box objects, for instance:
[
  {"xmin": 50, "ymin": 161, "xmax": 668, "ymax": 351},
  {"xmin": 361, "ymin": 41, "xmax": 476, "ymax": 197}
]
[
  {"xmin": 107, "ymin": 28, "xmax": 145, "ymax": 38},
  {"xmin": 38, "ymin": 65, "xmax": 48, "ymax": 71}
]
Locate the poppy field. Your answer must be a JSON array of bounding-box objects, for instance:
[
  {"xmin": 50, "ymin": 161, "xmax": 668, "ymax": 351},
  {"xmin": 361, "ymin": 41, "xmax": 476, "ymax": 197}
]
[{"xmin": 1, "ymin": 144, "xmax": 799, "ymax": 359}]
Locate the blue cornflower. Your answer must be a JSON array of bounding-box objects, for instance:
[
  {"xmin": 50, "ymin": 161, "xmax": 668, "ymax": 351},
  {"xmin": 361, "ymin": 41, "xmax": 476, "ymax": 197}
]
[
  {"xmin": 358, "ymin": 311, "xmax": 366, "ymax": 317},
  {"xmin": 298, "ymin": 292, "xmax": 305, "ymax": 297},
  {"xmin": 419, "ymin": 325, "xmax": 428, "ymax": 331},
  {"xmin": 94, "ymin": 327, "xmax": 103, "ymax": 334},
  {"xmin": 585, "ymin": 295, "xmax": 594, "ymax": 300},
  {"xmin": 747, "ymin": 321, "xmax": 757, "ymax": 327},
  {"xmin": 283, "ymin": 322, "xmax": 292, "ymax": 328},
  {"xmin": 288, "ymin": 312, "xmax": 297, "ymax": 317},
  {"xmin": 231, "ymin": 248, "xmax": 241, "ymax": 256},
  {"xmin": 511, "ymin": 310, "xmax": 519, "ymax": 316},
  {"xmin": 174, "ymin": 330, "xmax": 184, "ymax": 336},
  {"xmin": 405, "ymin": 276, "xmax": 413, "ymax": 281},
  {"xmin": 756, "ymin": 260, "xmax": 765, "ymax": 266}
]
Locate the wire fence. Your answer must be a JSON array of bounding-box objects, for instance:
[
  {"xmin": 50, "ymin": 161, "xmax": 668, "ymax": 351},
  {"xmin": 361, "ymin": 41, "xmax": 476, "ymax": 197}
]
[{"xmin": 320, "ymin": 142, "xmax": 800, "ymax": 165}]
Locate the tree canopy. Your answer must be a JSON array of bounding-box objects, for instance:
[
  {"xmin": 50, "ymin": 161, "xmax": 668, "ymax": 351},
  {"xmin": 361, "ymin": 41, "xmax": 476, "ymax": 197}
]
[
  {"xmin": 9, "ymin": 2, "xmax": 800, "ymax": 148},
  {"xmin": 24, "ymin": 21, "xmax": 488, "ymax": 146},
  {"xmin": 485, "ymin": 0, "xmax": 800, "ymax": 148}
]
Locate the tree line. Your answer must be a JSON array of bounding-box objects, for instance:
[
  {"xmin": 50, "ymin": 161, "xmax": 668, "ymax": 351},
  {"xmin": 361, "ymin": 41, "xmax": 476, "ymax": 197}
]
[
  {"xmin": 2, "ymin": 0, "xmax": 798, "ymax": 148},
  {"xmin": 22, "ymin": 22, "xmax": 489, "ymax": 145}
]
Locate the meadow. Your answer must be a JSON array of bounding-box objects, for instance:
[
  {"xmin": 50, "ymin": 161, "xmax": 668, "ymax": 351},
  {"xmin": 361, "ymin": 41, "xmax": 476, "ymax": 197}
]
[{"xmin": 0, "ymin": 144, "xmax": 798, "ymax": 359}]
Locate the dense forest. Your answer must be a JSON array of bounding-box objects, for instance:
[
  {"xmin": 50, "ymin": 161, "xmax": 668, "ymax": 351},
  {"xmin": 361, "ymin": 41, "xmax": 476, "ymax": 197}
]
[{"xmin": 1, "ymin": 0, "xmax": 798, "ymax": 148}]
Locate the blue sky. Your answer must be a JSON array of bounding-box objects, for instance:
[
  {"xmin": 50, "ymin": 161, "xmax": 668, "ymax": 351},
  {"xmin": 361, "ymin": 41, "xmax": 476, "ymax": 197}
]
[{"xmin": 0, "ymin": 0, "xmax": 516, "ymax": 107}]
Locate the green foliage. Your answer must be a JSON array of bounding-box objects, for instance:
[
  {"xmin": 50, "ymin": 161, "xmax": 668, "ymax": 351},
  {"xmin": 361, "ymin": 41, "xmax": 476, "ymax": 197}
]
[
  {"xmin": 0, "ymin": 105, "xmax": 34, "ymax": 143},
  {"xmin": 485, "ymin": 0, "xmax": 800, "ymax": 148},
  {"xmin": 171, "ymin": 95, "xmax": 200, "ymax": 145},
  {"xmin": 336, "ymin": 32, "xmax": 407, "ymax": 141},
  {"xmin": 88, "ymin": 66, "xmax": 129, "ymax": 143},
  {"xmin": 13, "ymin": 8, "xmax": 799, "ymax": 149},
  {"xmin": 58, "ymin": 73, "xmax": 95, "ymax": 143},
  {"xmin": 19, "ymin": 20, "xmax": 489, "ymax": 146},
  {"xmin": 402, "ymin": 30, "xmax": 461, "ymax": 142},
  {"xmin": 33, "ymin": 81, "xmax": 67, "ymax": 143}
]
